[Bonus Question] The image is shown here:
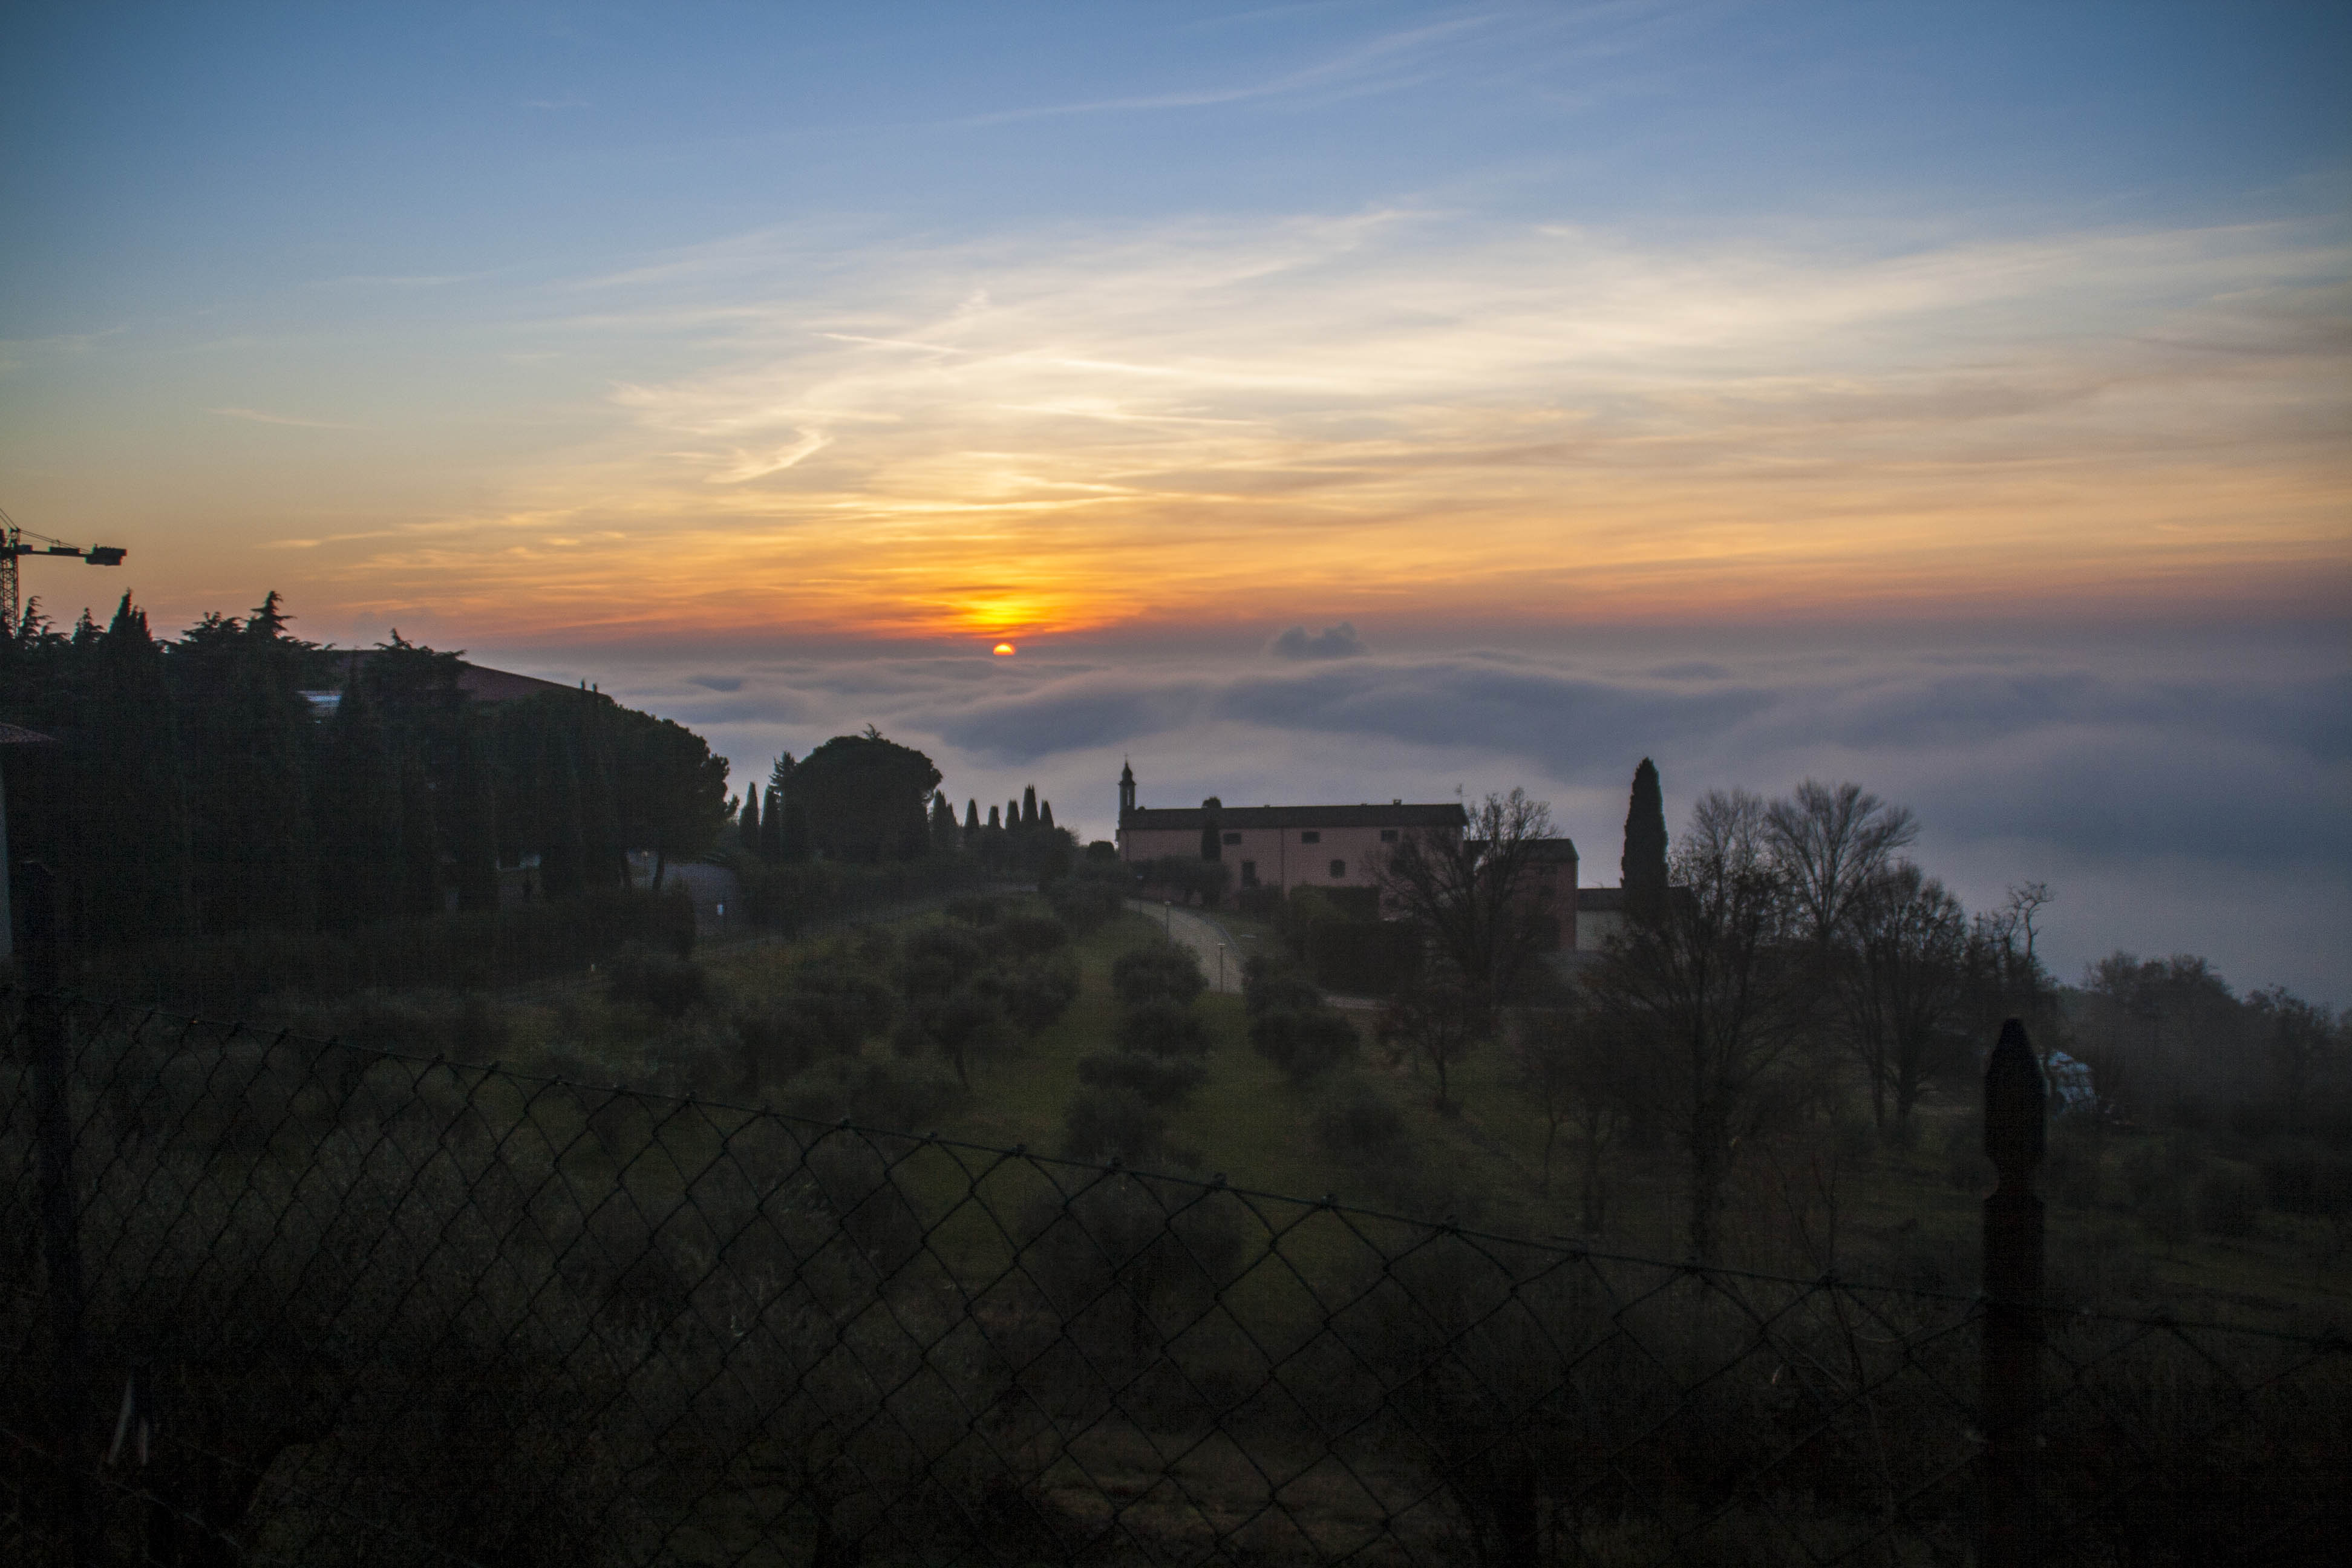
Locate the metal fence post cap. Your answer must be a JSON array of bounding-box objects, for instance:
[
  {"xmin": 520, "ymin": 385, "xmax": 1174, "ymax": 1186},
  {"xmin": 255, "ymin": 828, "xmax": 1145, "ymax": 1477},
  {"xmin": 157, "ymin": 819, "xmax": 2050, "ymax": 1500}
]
[{"xmin": 1984, "ymin": 1017, "xmax": 2045, "ymax": 1186}]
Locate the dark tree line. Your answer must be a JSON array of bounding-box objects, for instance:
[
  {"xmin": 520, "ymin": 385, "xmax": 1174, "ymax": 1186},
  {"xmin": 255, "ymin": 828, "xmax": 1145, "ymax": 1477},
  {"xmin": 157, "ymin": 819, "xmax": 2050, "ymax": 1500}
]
[{"xmin": 0, "ymin": 593, "xmax": 731, "ymax": 956}]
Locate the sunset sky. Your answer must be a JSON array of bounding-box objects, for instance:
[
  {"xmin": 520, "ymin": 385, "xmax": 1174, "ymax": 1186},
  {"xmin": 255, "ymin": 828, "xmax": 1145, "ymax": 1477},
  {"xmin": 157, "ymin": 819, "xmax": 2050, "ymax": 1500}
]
[{"xmin": 4, "ymin": 3, "xmax": 2346, "ymax": 998}]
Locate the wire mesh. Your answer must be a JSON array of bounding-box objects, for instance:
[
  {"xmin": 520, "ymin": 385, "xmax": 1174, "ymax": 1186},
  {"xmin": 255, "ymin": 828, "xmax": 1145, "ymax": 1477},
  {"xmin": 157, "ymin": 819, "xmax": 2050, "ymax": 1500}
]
[{"xmin": 3, "ymin": 990, "xmax": 2345, "ymax": 1566}]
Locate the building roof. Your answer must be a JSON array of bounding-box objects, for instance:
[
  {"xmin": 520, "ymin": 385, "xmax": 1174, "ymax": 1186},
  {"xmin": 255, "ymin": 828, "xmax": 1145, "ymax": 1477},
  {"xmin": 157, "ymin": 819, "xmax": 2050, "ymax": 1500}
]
[
  {"xmin": 1124, "ymin": 802, "xmax": 1468, "ymax": 831},
  {"xmin": 452, "ymin": 662, "xmax": 577, "ymax": 703},
  {"xmin": 1577, "ymin": 886, "xmax": 1627, "ymax": 912}
]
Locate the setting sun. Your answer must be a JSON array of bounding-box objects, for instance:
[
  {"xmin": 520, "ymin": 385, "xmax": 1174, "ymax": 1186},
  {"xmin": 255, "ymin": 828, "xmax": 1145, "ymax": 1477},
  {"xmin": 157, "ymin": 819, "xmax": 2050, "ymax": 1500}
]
[{"xmin": 993, "ymin": 643, "xmax": 1016, "ymax": 656}]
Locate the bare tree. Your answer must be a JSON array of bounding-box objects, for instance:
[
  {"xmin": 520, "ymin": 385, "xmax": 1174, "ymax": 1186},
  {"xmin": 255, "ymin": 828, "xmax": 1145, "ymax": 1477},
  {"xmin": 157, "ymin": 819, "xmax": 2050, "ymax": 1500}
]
[
  {"xmin": 1765, "ymin": 779, "xmax": 1918, "ymax": 949},
  {"xmin": 1512, "ymin": 1005, "xmax": 1624, "ymax": 1234},
  {"xmin": 1379, "ymin": 967, "xmax": 1487, "ymax": 1114},
  {"xmin": 1380, "ymin": 787, "xmax": 1560, "ymax": 1013},
  {"xmin": 1835, "ymin": 863, "xmax": 1972, "ymax": 1131},
  {"xmin": 1583, "ymin": 789, "xmax": 1812, "ymax": 1263}
]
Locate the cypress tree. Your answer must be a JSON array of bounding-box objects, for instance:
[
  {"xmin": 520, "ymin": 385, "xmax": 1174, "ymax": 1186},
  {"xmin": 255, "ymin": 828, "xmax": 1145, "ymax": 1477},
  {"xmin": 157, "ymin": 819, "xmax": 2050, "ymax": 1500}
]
[
  {"xmin": 1007, "ymin": 799, "xmax": 1022, "ymax": 835},
  {"xmin": 1021, "ymin": 785, "xmax": 1037, "ymax": 829},
  {"xmin": 963, "ymin": 798, "xmax": 980, "ymax": 842},
  {"xmin": 1039, "ymin": 799, "xmax": 1055, "ymax": 833},
  {"xmin": 760, "ymin": 785, "xmax": 783, "ymax": 862},
  {"xmin": 1622, "ymin": 757, "xmax": 1668, "ymax": 918},
  {"xmin": 987, "ymin": 805, "xmax": 1001, "ymax": 831},
  {"xmin": 929, "ymin": 789, "xmax": 958, "ymax": 854},
  {"xmin": 739, "ymin": 785, "xmax": 761, "ymax": 852}
]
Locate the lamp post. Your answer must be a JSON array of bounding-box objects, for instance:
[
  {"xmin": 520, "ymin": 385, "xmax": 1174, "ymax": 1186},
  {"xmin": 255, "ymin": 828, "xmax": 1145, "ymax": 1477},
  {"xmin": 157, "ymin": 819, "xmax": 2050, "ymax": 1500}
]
[
  {"xmin": 1163, "ymin": 899, "xmax": 1172, "ymax": 935},
  {"xmin": 1218, "ymin": 942, "xmax": 1226, "ymax": 991}
]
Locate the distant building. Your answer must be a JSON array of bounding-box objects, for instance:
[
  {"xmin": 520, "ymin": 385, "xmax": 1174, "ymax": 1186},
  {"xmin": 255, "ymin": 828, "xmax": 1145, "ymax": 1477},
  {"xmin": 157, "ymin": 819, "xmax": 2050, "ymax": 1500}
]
[
  {"xmin": 1114, "ymin": 760, "xmax": 1468, "ymax": 901},
  {"xmin": 299, "ymin": 656, "xmax": 578, "ymax": 716}
]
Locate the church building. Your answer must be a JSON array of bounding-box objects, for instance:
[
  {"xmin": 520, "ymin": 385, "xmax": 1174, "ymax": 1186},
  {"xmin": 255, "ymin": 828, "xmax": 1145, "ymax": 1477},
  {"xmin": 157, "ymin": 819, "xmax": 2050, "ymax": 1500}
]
[
  {"xmin": 1114, "ymin": 760, "xmax": 1469, "ymax": 902},
  {"xmin": 1116, "ymin": 760, "xmax": 1619, "ymax": 953}
]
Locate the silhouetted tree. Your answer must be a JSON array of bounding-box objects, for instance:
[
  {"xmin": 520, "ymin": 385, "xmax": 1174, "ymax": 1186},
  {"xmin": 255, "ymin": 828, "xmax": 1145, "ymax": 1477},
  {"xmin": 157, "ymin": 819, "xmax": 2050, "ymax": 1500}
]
[
  {"xmin": 1622, "ymin": 757, "xmax": 1668, "ymax": 921},
  {"xmin": 1584, "ymin": 789, "xmax": 1812, "ymax": 1263},
  {"xmin": 1765, "ymin": 779, "xmax": 1917, "ymax": 950},
  {"xmin": 739, "ymin": 785, "xmax": 761, "ymax": 853},
  {"xmin": 1379, "ymin": 788, "xmax": 1558, "ymax": 1013}
]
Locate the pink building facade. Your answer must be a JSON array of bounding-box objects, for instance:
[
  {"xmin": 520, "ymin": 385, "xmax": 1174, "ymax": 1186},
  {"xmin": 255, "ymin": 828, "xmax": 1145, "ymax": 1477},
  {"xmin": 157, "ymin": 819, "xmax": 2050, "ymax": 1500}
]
[{"xmin": 1115, "ymin": 762, "xmax": 1470, "ymax": 901}]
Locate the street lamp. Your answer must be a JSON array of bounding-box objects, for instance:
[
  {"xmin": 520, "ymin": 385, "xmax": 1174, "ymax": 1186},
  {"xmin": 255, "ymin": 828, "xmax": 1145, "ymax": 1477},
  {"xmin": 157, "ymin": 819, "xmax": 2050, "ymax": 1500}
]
[{"xmin": 1218, "ymin": 942, "xmax": 1226, "ymax": 991}]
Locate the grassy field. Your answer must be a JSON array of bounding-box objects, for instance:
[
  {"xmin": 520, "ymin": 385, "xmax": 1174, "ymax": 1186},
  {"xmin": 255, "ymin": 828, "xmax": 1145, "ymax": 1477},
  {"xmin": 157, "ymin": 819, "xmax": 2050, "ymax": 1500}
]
[{"xmin": 480, "ymin": 896, "xmax": 2351, "ymax": 1333}]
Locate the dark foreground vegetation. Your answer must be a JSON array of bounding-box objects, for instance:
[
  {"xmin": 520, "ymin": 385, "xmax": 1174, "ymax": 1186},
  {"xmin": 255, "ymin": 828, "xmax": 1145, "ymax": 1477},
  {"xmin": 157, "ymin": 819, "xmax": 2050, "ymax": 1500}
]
[
  {"xmin": 5, "ymin": 984, "xmax": 2346, "ymax": 1566},
  {"xmin": 5, "ymin": 596, "xmax": 2346, "ymax": 1562}
]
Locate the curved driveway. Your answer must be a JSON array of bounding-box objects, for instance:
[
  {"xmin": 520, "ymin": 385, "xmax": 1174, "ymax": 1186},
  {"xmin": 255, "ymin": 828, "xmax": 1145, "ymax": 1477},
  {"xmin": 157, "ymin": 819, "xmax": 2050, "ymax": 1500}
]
[{"xmin": 1126, "ymin": 899, "xmax": 1246, "ymax": 994}]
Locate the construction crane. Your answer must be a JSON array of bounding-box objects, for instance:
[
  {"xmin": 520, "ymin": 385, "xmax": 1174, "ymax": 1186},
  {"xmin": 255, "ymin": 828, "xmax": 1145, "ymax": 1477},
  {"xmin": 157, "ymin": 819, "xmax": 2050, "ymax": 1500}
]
[{"xmin": 1, "ymin": 506, "xmax": 126, "ymax": 632}]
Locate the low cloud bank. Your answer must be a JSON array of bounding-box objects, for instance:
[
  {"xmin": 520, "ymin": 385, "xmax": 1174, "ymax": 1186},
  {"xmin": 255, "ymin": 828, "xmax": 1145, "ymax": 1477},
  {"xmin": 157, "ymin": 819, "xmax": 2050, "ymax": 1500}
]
[
  {"xmin": 1270, "ymin": 622, "xmax": 1368, "ymax": 661},
  {"xmin": 586, "ymin": 632, "xmax": 2347, "ymax": 1005}
]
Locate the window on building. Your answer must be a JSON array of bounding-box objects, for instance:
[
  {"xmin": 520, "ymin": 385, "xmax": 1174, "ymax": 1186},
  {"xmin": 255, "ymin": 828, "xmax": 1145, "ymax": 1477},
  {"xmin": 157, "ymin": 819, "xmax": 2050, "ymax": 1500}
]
[
  {"xmin": 1300, "ymin": 831, "xmax": 1321, "ymax": 844},
  {"xmin": 1328, "ymin": 859, "xmax": 1347, "ymax": 879},
  {"xmin": 1240, "ymin": 860, "xmax": 1258, "ymax": 887},
  {"xmin": 1223, "ymin": 831, "xmax": 1242, "ymax": 844},
  {"xmin": 1380, "ymin": 829, "xmax": 1398, "ymax": 843}
]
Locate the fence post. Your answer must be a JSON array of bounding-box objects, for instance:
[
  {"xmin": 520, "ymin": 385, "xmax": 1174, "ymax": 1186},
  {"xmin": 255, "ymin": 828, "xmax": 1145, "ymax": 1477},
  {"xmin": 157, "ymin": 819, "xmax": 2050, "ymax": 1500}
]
[
  {"xmin": 1981, "ymin": 1016, "xmax": 2045, "ymax": 1566},
  {"xmin": 26, "ymin": 863, "xmax": 92, "ymax": 1563}
]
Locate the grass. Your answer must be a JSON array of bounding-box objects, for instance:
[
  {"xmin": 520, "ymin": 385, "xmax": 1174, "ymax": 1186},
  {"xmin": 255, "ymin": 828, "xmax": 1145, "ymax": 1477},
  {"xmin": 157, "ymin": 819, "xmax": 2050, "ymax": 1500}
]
[{"xmin": 480, "ymin": 898, "xmax": 2349, "ymax": 1331}]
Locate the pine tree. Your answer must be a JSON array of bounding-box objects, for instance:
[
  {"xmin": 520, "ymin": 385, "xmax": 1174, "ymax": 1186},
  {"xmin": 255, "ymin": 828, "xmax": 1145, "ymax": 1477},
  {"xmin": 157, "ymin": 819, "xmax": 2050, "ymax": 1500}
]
[
  {"xmin": 1622, "ymin": 757, "xmax": 1668, "ymax": 918},
  {"xmin": 85, "ymin": 595, "xmax": 195, "ymax": 948}
]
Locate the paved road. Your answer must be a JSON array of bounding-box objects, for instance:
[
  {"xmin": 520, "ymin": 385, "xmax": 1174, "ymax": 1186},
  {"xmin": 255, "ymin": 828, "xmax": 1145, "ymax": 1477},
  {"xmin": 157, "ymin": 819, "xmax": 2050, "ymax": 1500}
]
[{"xmin": 1126, "ymin": 899, "xmax": 1246, "ymax": 994}]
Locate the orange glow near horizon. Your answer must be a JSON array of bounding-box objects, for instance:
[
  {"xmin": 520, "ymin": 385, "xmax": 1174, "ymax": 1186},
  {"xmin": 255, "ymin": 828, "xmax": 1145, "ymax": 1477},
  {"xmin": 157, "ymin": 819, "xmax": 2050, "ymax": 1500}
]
[{"xmin": 30, "ymin": 216, "xmax": 2347, "ymax": 647}]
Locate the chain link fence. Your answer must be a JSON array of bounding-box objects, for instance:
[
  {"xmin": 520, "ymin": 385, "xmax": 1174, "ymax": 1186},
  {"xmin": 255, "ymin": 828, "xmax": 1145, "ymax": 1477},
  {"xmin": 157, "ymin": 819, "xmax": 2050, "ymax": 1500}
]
[{"xmin": 4, "ymin": 988, "xmax": 2346, "ymax": 1566}]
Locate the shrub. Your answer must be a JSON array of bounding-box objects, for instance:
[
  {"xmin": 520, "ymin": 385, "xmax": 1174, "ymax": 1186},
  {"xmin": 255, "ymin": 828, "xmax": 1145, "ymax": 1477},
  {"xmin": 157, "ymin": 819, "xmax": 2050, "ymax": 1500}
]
[
  {"xmin": 1233, "ymin": 884, "xmax": 1283, "ymax": 918},
  {"xmin": 1060, "ymin": 1086, "xmax": 1169, "ymax": 1165},
  {"xmin": 898, "ymin": 924, "xmax": 988, "ymax": 999},
  {"xmin": 1249, "ymin": 1008, "xmax": 1359, "ymax": 1083},
  {"xmin": 2196, "ymin": 1166, "xmax": 2263, "ymax": 1238},
  {"xmin": 1117, "ymin": 997, "xmax": 1209, "ymax": 1059},
  {"xmin": 993, "ymin": 912, "xmax": 1070, "ymax": 959},
  {"xmin": 945, "ymin": 896, "xmax": 999, "ymax": 927},
  {"xmin": 1111, "ymin": 942, "xmax": 1205, "ymax": 1009},
  {"xmin": 2255, "ymin": 1139, "xmax": 2352, "ymax": 1217},
  {"xmin": 1045, "ymin": 875, "xmax": 1126, "ymax": 932},
  {"xmin": 1077, "ymin": 1048, "xmax": 1207, "ymax": 1107},
  {"xmin": 1241, "ymin": 958, "xmax": 1322, "ymax": 1019},
  {"xmin": 1315, "ymin": 1077, "xmax": 1408, "ymax": 1169},
  {"xmin": 778, "ymin": 1056, "xmax": 963, "ymax": 1131},
  {"xmin": 1305, "ymin": 912, "xmax": 1406, "ymax": 992},
  {"xmin": 603, "ymin": 943, "xmax": 706, "ymax": 1018},
  {"xmin": 976, "ymin": 955, "xmax": 1081, "ymax": 1036}
]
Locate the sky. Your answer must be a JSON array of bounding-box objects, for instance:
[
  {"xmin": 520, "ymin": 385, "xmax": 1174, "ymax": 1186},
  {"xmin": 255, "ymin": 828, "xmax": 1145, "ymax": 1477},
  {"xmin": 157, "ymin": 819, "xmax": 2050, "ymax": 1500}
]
[{"xmin": 3, "ymin": 2, "xmax": 2347, "ymax": 1001}]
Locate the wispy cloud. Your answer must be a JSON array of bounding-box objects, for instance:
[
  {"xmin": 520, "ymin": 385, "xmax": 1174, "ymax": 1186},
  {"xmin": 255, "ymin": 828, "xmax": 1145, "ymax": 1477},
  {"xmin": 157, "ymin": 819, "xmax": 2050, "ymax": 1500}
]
[
  {"xmin": 211, "ymin": 406, "xmax": 356, "ymax": 429},
  {"xmin": 953, "ymin": 12, "xmax": 1499, "ymax": 125},
  {"xmin": 297, "ymin": 207, "xmax": 2348, "ymax": 641}
]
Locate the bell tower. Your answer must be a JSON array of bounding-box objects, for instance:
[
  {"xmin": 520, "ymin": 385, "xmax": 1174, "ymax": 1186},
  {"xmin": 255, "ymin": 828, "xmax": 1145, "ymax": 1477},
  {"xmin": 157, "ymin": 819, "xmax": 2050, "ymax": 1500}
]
[{"xmin": 1117, "ymin": 759, "xmax": 1137, "ymax": 824}]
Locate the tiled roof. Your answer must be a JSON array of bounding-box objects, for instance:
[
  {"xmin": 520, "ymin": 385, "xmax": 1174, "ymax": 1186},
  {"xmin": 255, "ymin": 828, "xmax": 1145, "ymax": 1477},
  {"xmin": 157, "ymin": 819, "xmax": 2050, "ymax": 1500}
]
[{"xmin": 1123, "ymin": 803, "xmax": 1468, "ymax": 831}]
